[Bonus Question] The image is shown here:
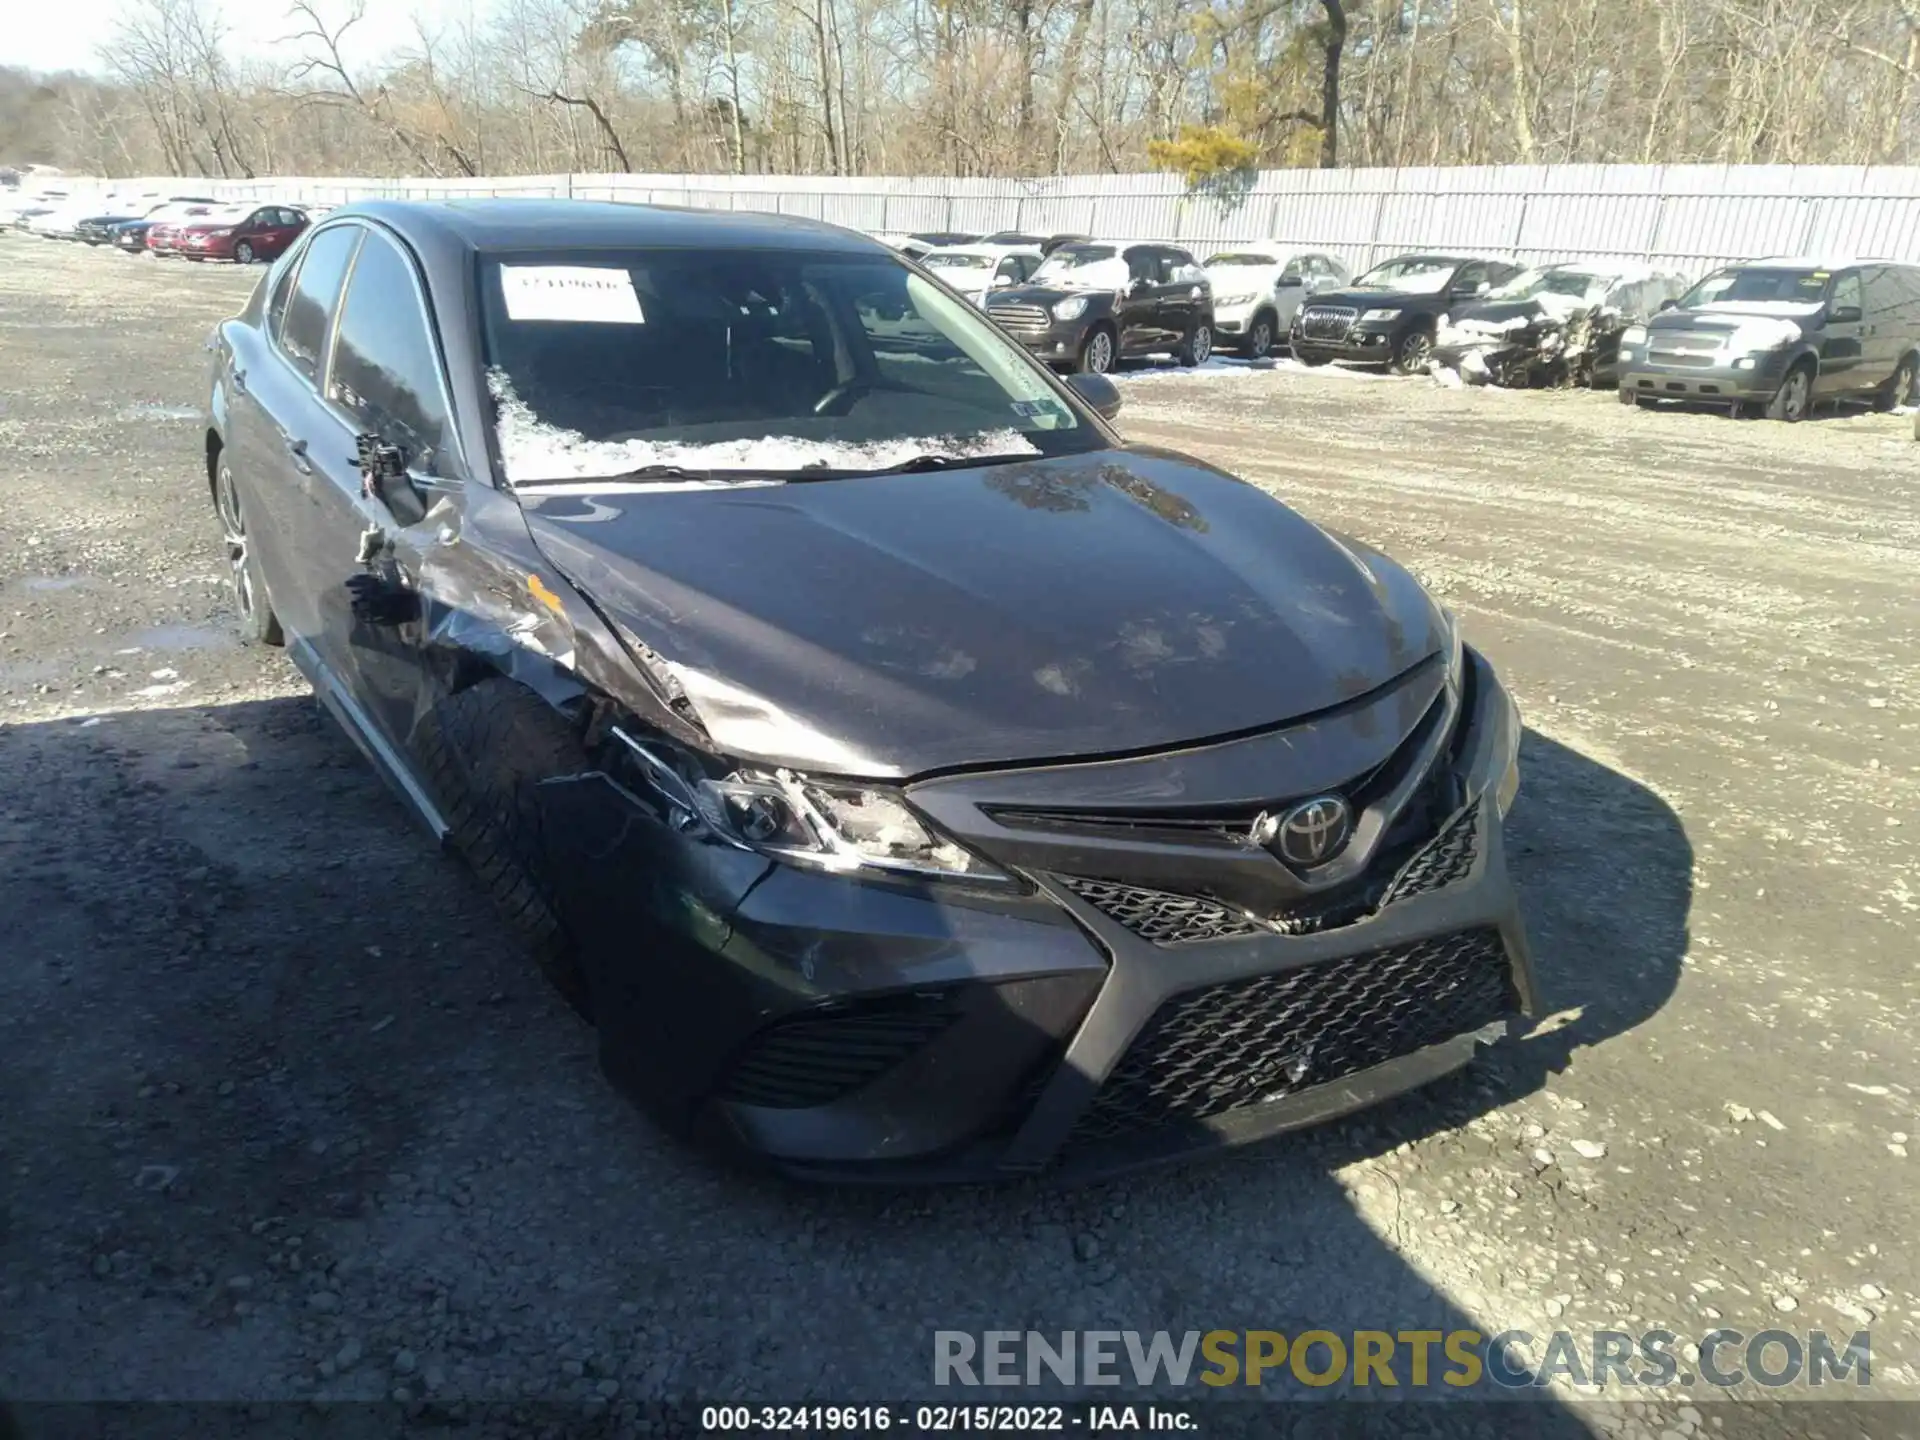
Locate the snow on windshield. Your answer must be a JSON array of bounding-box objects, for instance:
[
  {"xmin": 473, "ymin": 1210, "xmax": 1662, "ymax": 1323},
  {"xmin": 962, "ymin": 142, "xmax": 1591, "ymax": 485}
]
[
  {"xmin": 923, "ymin": 253, "xmax": 994, "ymax": 270},
  {"xmin": 1488, "ymin": 267, "xmax": 1607, "ymax": 302},
  {"xmin": 1206, "ymin": 253, "xmax": 1281, "ymax": 268},
  {"xmin": 487, "ymin": 370, "xmax": 1040, "ymax": 484},
  {"xmin": 1356, "ymin": 262, "xmax": 1454, "ymax": 294},
  {"xmin": 1033, "ymin": 248, "xmax": 1126, "ymax": 289}
]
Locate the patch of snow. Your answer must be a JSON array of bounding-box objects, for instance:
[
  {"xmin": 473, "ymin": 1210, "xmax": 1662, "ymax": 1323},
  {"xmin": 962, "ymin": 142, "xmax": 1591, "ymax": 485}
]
[
  {"xmin": 1709, "ymin": 315, "xmax": 1807, "ymax": 351},
  {"xmin": 1430, "ymin": 364, "xmax": 1465, "ymax": 389},
  {"xmin": 1534, "ymin": 292, "xmax": 1592, "ymax": 322},
  {"xmin": 1694, "ymin": 301, "xmax": 1822, "ymax": 320},
  {"xmin": 487, "ymin": 370, "xmax": 1039, "ymax": 485}
]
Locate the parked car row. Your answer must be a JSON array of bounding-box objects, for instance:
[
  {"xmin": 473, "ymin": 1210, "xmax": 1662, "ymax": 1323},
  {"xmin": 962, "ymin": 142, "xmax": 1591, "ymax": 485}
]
[
  {"xmin": 894, "ymin": 230, "xmax": 1920, "ymax": 422},
  {"xmin": 4, "ymin": 187, "xmax": 317, "ymax": 263}
]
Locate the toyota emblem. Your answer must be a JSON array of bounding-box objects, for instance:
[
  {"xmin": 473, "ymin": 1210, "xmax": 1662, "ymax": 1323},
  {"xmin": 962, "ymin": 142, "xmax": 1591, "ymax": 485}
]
[{"xmin": 1255, "ymin": 795, "xmax": 1354, "ymax": 868}]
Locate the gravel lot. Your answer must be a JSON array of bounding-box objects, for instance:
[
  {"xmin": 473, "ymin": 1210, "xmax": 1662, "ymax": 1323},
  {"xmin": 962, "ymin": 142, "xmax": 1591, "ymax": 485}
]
[{"xmin": 2, "ymin": 237, "xmax": 1916, "ymax": 1432}]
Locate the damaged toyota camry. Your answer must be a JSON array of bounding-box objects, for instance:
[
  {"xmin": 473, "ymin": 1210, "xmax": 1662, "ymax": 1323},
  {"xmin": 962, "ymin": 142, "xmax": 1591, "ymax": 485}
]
[{"xmin": 204, "ymin": 199, "xmax": 1536, "ymax": 1181}]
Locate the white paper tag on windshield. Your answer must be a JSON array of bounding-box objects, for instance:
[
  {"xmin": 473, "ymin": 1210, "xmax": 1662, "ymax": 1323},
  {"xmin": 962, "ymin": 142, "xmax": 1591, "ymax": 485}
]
[{"xmin": 500, "ymin": 266, "xmax": 645, "ymax": 324}]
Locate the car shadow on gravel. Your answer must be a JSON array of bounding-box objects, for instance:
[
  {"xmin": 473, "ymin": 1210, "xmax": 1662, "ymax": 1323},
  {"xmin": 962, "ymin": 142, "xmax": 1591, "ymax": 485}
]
[{"xmin": 1, "ymin": 701, "xmax": 1685, "ymax": 1423}]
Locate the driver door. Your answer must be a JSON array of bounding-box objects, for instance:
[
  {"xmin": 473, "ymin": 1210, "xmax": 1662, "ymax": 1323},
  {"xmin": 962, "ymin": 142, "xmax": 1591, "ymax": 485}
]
[
  {"xmin": 1448, "ymin": 261, "xmax": 1493, "ymax": 307},
  {"xmin": 1815, "ymin": 270, "xmax": 1865, "ymax": 396},
  {"xmin": 303, "ymin": 226, "xmax": 470, "ymax": 747},
  {"xmin": 1118, "ymin": 246, "xmax": 1163, "ymax": 354}
]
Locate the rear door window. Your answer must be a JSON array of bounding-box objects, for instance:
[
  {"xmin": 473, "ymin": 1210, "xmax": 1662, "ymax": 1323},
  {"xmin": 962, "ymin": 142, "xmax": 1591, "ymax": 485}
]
[
  {"xmin": 328, "ymin": 229, "xmax": 454, "ymax": 477},
  {"xmin": 279, "ymin": 225, "xmax": 362, "ymax": 384}
]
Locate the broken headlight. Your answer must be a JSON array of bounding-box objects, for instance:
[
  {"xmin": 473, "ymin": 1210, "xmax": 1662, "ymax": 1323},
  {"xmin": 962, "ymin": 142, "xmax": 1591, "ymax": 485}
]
[
  {"xmin": 608, "ymin": 729, "xmax": 1007, "ymax": 883},
  {"xmin": 698, "ymin": 772, "xmax": 1010, "ymax": 882}
]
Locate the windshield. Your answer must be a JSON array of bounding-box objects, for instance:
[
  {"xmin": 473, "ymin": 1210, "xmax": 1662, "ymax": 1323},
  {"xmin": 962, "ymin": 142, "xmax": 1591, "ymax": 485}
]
[
  {"xmin": 1354, "ymin": 257, "xmax": 1457, "ymax": 293},
  {"xmin": 1031, "ymin": 245, "xmax": 1126, "ymax": 290},
  {"xmin": 921, "ymin": 252, "xmax": 995, "ymax": 272},
  {"xmin": 1486, "ymin": 267, "xmax": 1606, "ymax": 302},
  {"xmin": 1206, "ymin": 252, "xmax": 1281, "ymax": 268},
  {"xmin": 480, "ymin": 248, "xmax": 1099, "ymax": 484},
  {"xmin": 1680, "ymin": 267, "xmax": 1830, "ymax": 309}
]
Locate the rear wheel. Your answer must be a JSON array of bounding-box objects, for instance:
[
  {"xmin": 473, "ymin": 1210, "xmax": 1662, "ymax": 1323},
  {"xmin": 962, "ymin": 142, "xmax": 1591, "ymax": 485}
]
[
  {"xmin": 1765, "ymin": 362, "xmax": 1813, "ymax": 422},
  {"xmin": 414, "ymin": 677, "xmax": 594, "ymax": 1016},
  {"xmin": 1178, "ymin": 322, "xmax": 1213, "ymax": 367},
  {"xmin": 1876, "ymin": 351, "xmax": 1917, "ymax": 412},
  {"xmin": 234, "ymin": 240, "xmax": 255, "ymax": 264},
  {"xmin": 1077, "ymin": 325, "xmax": 1115, "ymax": 375},
  {"xmin": 214, "ymin": 456, "xmax": 283, "ymax": 647}
]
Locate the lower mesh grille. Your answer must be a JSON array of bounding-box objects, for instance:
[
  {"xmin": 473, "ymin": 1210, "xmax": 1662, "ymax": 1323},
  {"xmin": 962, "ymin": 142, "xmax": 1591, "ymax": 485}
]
[
  {"xmin": 717, "ymin": 993, "xmax": 963, "ymax": 1109},
  {"xmin": 1070, "ymin": 927, "xmax": 1515, "ymax": 1144}
]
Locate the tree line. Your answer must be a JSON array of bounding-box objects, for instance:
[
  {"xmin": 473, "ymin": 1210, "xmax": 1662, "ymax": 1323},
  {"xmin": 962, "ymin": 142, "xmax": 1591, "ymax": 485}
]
[{"xmin": 2, "ymin": 0, "xmax": 1917, "ymax": 182}]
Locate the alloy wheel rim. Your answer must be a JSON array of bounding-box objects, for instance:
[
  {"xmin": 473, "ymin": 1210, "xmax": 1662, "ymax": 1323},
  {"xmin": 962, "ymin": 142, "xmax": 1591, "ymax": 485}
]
[
  {"xmin": 217, "ymin": 466, "xmax": 254, "ymax": 622},
  {"xmin": 1089, "ymin": 332, "xmax": 1112, "ymax": 372},
  {"xmin": 1194, "ymin": 327, "xmax": 1211, "ymax": 364},
  {"xmin": 1404, "ymin": 334, "xmax": 1432, "ymax": 370},
  {"xmin": 236, "ymin": 242, "xmax": 252, "ymax": 263},
  {"xmin": 1786, "ymin": 371, "xmax": 1809, "ymax": 418},
  {"xmin": 1250, "ymin": 322, "xmax": 1271, "ymax": 357}
]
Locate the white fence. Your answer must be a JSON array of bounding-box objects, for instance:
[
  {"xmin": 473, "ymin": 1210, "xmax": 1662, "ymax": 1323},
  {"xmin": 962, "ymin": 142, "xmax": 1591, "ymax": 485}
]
[{"xmin": 96, "ymin": 165, "xmax": 1920, "ymax": 274}]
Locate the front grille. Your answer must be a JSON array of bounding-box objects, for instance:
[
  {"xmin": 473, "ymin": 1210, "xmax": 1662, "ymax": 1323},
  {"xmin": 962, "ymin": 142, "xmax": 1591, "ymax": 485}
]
[
  {"xmin": 1649, "ymin": 334, "xmax": 1725, "ymax": 367},
  {"xmin": 716, "ymin": 992, "xmax": 963, "ymax": 1109},
  {"xmin": 1056, "ymin": 876, "xmax": 1261, "ymax": 945},
  {"xmin": 987, "ymin": 302, "xmax": 1051, "ymax": 335},
  {"xmin": 1298, "ymin": 305, "xmax": 1358, "ymax": 341},
  {"xmin": 1069, "ymin": 927, "xmax": 1515, "ymax": 1144},
  {"xmin": 1055, "ymin": 802, "xmax": 1479, "ymax": 946},
  {"xmin": 1382, "ymin": 806, "xmax": 1477, "ymax": 903}
]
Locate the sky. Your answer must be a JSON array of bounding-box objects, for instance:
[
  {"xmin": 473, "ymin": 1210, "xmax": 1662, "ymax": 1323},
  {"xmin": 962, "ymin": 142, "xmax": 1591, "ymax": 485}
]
[{"xmin": 1, "ymin": 0, "xmax": 463, "ymax": 78}]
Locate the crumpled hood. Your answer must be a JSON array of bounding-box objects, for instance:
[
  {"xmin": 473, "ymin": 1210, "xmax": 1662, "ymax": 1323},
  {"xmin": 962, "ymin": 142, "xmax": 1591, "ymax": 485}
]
[
  {"xmin": 1436, "ymin": 298, "xmax": 1557, "ymax": 348},
  {"xmin": 518, "ymin": 448, "xmax": 1446, "ymax": 778}
]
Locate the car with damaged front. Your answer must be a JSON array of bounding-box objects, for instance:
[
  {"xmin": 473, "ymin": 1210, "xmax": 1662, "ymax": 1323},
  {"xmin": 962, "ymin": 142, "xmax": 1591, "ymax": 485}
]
[
  {"xmin": 203, "ymin": 198, "xmax": 1536, "ymax": 1182},
  {"xmin": 1291, "ymin": 254, "xmax": 1524, "ymax": 374},
  {"xmin": 1431, "ymin": 263, "xmax": 1693, "ymax": 388}
]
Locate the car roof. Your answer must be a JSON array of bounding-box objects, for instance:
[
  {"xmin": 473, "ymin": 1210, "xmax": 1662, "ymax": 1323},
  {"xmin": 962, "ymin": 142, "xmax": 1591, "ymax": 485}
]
[
  {"xmin": 326, "ymin": 198, "xmax": 883, "ymax": 258},
  {"xmin": 1736, "ymin": 255, "xmax": 1910, "ymax": 270}
]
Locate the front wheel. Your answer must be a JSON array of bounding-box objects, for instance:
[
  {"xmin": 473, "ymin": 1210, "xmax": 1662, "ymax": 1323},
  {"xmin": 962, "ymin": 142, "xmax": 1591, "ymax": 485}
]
[
  {"xmin": 1392, "ymin": 327, "xmax": 1435, "ymax": 375},
  {"xmin": 1244, "ymin": 314, "xmax": 1275, "ymax": 360},
  {"xmin": 414, "ymin": 677, "xmax": 594, "ymax": 1016},
  {"xmin": 1076, "ymin": 325, "xmax": 1116, "ymax": 375},
  {"xmin": 234, "ymin": 240, "xmax": 255, "ymax": 264},
  {"xmin": 1177, "ymin": 322, "xmax": 1212, "ymax": 367},
  {"xmin": 1765, "ymin": 363, "xmax": 1813, "ymax": 422}
]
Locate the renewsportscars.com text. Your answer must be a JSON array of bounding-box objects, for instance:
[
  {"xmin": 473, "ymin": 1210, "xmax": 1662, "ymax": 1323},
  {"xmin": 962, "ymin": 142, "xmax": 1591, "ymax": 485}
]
[{"xmin": 933, "ymin": 1328, "xmax": 1871, "ymax": 1390}]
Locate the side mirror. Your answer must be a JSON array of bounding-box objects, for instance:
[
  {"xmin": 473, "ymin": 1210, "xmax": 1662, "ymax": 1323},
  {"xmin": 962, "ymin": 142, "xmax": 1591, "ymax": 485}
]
[
  {"xmin": 1657, "ymin": 298, "xmax": 1678, "ymax": 312},
  {"xmin": 1277, "ymin": 274, "xmax": 1303, "ymax": 289},
  {"xmin": 1829, "ymin": 303, "xmax": 1863, "ymax": 324},
  {"xmin": 1066, "ymin": 371, "xmax": 1123, "ymax": 421},
  {"xmin": 993, "ymin": 273, "xmax": 1016, "ymax": 288}
]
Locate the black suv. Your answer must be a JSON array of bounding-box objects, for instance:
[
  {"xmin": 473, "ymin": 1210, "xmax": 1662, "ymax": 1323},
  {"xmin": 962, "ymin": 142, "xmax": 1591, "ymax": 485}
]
[
  {"xmin": 984, "ymin": 242, "xmax": 1214, "ymax": 373},
  {"xmin": 1291, "ymin": 254, "xmax": 1523, "ymax": 373},
  {"xmin": 1617, "ymin": 259, "xmax": 1920, "ymax": 420}
]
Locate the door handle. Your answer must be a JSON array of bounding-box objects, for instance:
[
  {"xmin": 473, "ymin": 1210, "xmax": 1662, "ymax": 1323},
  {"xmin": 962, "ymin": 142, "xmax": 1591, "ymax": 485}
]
[{"xmin": 285, "ymin": 436, "xmax": 314, "ymax": 475}]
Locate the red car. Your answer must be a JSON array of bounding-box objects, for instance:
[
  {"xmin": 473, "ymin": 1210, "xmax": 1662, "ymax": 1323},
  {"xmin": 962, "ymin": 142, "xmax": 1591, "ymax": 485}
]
[
  {"xmin": 176, "ymin": 205, "xmax": 310, "ymax": 263},
  {"xmin": 145, "ymin": 205, "xmax": 222, "ymax": 257}
]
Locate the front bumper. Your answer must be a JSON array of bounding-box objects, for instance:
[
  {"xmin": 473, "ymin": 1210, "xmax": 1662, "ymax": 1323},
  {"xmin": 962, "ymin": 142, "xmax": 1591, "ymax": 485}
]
[
  {"xmin": 540, "ymin": 649, "xmax": 1534, "ymax": 1182},
  {"xmin": 1290, "ymin": 326, "xmax": 1399, "ymax": 365},
  {"xmin": 1619, "ymin": 349, "xmax": 1786, "ymax": 402},
  {"xmin": 995, "ymin": 320, "xmax": 1091, "ymax": 365}
]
